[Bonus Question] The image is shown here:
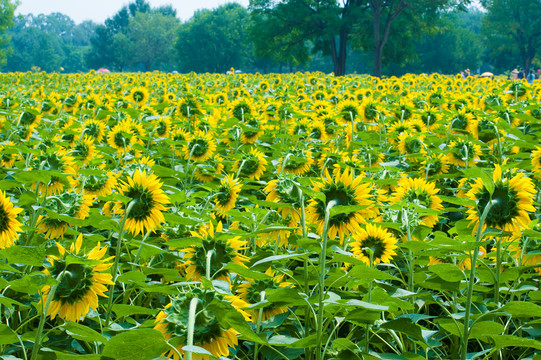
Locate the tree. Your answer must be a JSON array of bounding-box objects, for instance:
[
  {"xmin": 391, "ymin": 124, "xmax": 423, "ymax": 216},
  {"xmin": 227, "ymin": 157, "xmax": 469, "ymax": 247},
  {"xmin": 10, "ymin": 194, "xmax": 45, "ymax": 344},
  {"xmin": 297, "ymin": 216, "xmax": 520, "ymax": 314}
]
[
  {"xmin": 176, "ymin": 3, "xmax": 251, "ymax": 73},
  {"xmin": 481, "ymin": 0, "xmax": 541, "ymax": 73},
  {"xmin": 0, "ymin": 0, "xmax": 17, "ymax": 69},
  {"xmin": 249, "ymin": 0, "xmax": 365, "ymax": 76},
  {"xmin": 128, "ymin": 12, "xmax": 179, "ymax": 71}
]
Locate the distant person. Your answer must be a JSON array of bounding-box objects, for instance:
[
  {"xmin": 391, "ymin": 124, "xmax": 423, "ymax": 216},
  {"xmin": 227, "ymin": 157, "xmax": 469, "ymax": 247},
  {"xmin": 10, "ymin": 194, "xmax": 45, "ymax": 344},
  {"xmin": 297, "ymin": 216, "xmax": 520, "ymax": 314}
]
[
  {"xmin": 518, "ymin": 68, "xmax": 525, "ymax": 79},
  {"xmin": 537, "ymin": 68, "xmax": 541, "ymax": 78},
  {"xmin": 527, "ymin": 70, "xmax": 536, "ymax": 84},
  {"xmin": 464, "ymin": 68, "xmax": 471, "ymax": 77},
  {"xmin": 511, "ymin": 68, "xmax": 519, "ymax": 80}
]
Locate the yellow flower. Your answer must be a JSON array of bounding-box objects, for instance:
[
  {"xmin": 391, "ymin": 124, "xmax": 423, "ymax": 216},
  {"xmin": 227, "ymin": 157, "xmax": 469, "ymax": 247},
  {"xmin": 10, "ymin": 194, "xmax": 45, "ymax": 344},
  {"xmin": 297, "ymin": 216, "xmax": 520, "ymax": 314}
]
[
  {"xmin": 0, "ymin": 190, "xmax": 23, "ymax": 249},
  {"xmin": 350, "ymin": 223, "xmax": 398, "ymax": 265}
]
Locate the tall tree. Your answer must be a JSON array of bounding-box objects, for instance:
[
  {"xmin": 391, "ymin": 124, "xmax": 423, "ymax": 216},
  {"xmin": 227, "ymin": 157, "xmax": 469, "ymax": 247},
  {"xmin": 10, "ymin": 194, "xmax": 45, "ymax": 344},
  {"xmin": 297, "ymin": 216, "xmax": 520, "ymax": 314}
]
[
  {"xmin": 249, "ymin": 0, "xmax": 365, "ymax": 76},
  {"xmin": 176, "ymin": 3, "xmax": 251, "ymax": 73},
  {"xmin": 0, "ymin": 0, "xmax": 18, "ymax": 69},
  {"xmin": 128, "ymin": 12, "xmax": 179, "ymax": 71},
  {"xmin": 481, "ymin": 0, "xmax": 541, "ymax": 73}
]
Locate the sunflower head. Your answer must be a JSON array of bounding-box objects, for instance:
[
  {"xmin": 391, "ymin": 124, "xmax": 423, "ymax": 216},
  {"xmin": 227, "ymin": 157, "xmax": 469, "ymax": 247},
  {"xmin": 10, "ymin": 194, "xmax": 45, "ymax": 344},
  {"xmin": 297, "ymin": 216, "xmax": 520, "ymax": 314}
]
[
  {"xmin": 0, "ymin": 190, "xmax": 23, "ymax": 249},
  {"xmin": 41, "ymin": 233, "xmax": 114, "ymax": 322},
  {"xmin": 350, "ymin": 223, "xmax": 398, "ymax": 265}
]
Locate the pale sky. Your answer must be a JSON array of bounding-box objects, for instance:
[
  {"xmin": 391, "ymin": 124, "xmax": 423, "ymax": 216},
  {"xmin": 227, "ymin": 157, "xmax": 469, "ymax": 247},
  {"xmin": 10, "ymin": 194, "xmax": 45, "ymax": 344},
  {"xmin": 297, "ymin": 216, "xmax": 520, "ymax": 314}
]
[{"xmin": 15, "ymin": 0, "xmax": 251, "ymax": 24}]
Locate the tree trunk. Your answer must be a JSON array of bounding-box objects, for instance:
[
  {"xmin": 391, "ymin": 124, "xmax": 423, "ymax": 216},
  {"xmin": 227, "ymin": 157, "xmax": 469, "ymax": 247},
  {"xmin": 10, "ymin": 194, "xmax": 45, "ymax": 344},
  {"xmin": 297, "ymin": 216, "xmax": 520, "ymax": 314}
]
[
  {"xmin": 330, "ymin": 30, "xmax": 348, "ymax": 76},
  {"xmin": 373, "ymin": 45, "xmax": 383, "ymax": 78}
]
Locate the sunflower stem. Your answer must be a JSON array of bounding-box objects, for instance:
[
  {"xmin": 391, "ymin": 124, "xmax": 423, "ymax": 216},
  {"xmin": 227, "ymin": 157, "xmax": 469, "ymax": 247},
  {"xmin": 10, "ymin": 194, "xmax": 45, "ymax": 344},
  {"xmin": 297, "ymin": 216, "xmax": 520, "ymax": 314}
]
[
  {"xmin": 104, "ymin": 200, "xmax": 136, "ymax": 327},
  {"xmin": 31, "ymin": 268, "xmax": 67, "ymax": 360},
  {"xmin": 316, "ymin": 199, "xmax": 337, "ymax": 360},
  {"xmin": 461, "ymin": 199, "xmax": 496, "ymax": 360},
  {"xmin": 253, "ymin": 291, "xmax": 266, "ymax": 360},
  {"xmin": 206, "ymin": 249, "xmax": 215, "ymax": 280},
  {"xmin": 186, "ymin": 297, "xmax": 199, "ymax": 360},
  {"xmin": 494, "ymin": 237, "xmax": 502, "ymax": 305},
  {"xmin": 298, "ymin": 188, "xmax": 313, "ymax": 360}
]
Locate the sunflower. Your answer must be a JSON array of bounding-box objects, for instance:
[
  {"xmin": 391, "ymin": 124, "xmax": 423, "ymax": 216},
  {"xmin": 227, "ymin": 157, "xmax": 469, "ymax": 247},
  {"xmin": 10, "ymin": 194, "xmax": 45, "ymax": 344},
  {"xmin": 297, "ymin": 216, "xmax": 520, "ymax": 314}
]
[
  {"xmin": 80, "ymin": 119, "xmax": 106, "ymax": 143},
  {"xmin": 183, "ymin": 221, "xmax": 248, "ymax": 282},
  {"xmin": 107, "ymin": 121, "xmax": 135, "ymax": 154},
  {"xmin": 0, "ymin": 141, "xmax": 20, "ymax": 167},
  {"xmin": 397, "ymin": 131, "xmax": 426, "ymax": 160},
  {"xmin": 389, "ymin": 177, "xmax": 443, "ymax": 228},
  {"xmin": 183, "ymin": 131, "xmax": 217, "ymax": 162},
  {"xmin": 232, "ymin": 148, "xmax": 268, "ymax": 180},
  {"xmin": 229, "ymin": 98, "xmax": 255, "ymax": 120},
  {"xmin": 0, "ymin": 190, "xmax": 23, "ymax": 249},
  {"xmin": 445, "ymin": 138, "xmax": 482, "ymax": 168},
  {"xmin": 234, "ymin": 268, "xmax": 292, "ymax": 321},
  {"xmin": 112, "ymin": 170, "xmax": 169, "ymax": 236},
  {"xmin": 278, "ymin": 148, "xmax": 314, "ymax": 176},
  {"xmin": 82, "ymin": 170, "xmax": 118, "ymax": 198},
  {"xmin": 72, "ymin": 137, "xmax": 100, "ymax": 164},
  {"xmin": 37, "ymin": 191, "xmax": 93, "ymax": 239},
  {"xmin": 194, "ymin": 155, "xmax": 225, "ymax": 183},
  {"xmin": 30, "ymin": 152, "xmax": 78, "ymax": 196},
  {"xmin": 264, "ymin": 174, "xmax": 303, "ymax": 223},
  {"xmin": 350, "ymin": 223, "xmax": 398, "ymax": 265},
  {"xmin": 530, "ymin": 146, "xmax": 541, "ymax": 178},
  {"xmin": 337, "ymin": 99, "xmax": 361, "ymax": 123},
  {"xmin": 306, "ymin": 167, "xmax": 374, "ymax": 242},
  {"xmin": 214, "ymin": 175, "xmax": 242, "ymax": 215},
  {"xmin": 40, "ymin": 233, "xmax": 114, "ymax": 322},
  {"xmin": 448, "ymin": 109, "xmax": 478, "ymax": 139},
  {"xmin": 420, "ymin": 152, "xmax": 449, "ymax": 177},
  {"xmin": 129, "ymin": 86, "xmax": 150, "ymax": 105},
  {"xmin": 154, "ymin": 289, "xmax": 241, "ymax": 360},
  {"xmin": 465, "ymin": 164, "xmax": 536, "ymax": 234}
]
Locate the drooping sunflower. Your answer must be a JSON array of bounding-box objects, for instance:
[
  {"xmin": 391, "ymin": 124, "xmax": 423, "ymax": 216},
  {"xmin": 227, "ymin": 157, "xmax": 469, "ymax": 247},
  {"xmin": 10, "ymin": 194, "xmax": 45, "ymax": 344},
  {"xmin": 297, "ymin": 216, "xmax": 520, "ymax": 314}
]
[
  {"xmin": 232, "ymin": 148, "xmax": 268, "ymax": 180},
  {"xmin": 112, "ymin": 170, "xmax": 169, "ymax": 236},
  {"xmin": 37, "ymin": 191, "xmax": 93, "ymax": 239},
  {"xmin": 40, "ymin": 233, "xmax": 114, "ymax": 322},
  {"xmin": 264, "ymin": 174, "xmax": 303, "ymax": 224},
  {"xmin": 154, "ymin": 289, "xmax": 242, "ymax": 360},
  {"xmin": 389, "ymin": 177, "xmax": 444, "ymax": 228},
  {"xmin": 71, "ymin": 137, "xmax": 100, "ymax": 165},
  {"xmin": 465, "ymin": 164, "xmax": 536, "ymax": 234},
  {"xmin": 183, "ymin": 131, "xmax": 217, "ymax": 162},
  {"xmin": 30, "ymin": 152, "xmax": 78, "ymax": 196},
  {"xmin": 419, "ymin": 152, "xmax": 449, "ymax": 177},
  {"xmin": 0, "ymin": 190, "xmax": 23, "ymax": 249},
  {"xmin": 107, "ymin": 121, "xmax": 135, "ymax": 154},
  {"xmin": 445, "ymin": 138, "xmax": 482, "ymax": 168},
  {"xmin": 183, "ymin": 221, "xmax": 248, "ymax": 282},
  {"xmin": 82, "ymin": 170, "xmax": 118, "ymax": 198},
  {"xmin": 80, "ymin": 119, "xmax": 106, "ymax": 144},
  {"xmin": 234, "ymin": 268, "xmax": 292, "ymax": 321},
  {"xmin": 397, "ymin": 131, "xmax": 426, "ymax": 160},
  {"xmin": 350, "ymin": 223, "xmax": 398, "ymax": 265},
  {"xmin": 0, "ymin": 141, "xmax": 21, "ymax": 168},
  {"xmin": 194, "ymin": 155, "xmax": 225, "ymax": 183},
  {"xmin": 278, "ymin": 148, "xmax": 314, "ymax": 176},
  {"xmin": 306, "ymin": 167, "xmax": 375, "ymax": 242},
  {"xmin": 214, "ymin": 175, "xmax": 242, "ymax": 215}
]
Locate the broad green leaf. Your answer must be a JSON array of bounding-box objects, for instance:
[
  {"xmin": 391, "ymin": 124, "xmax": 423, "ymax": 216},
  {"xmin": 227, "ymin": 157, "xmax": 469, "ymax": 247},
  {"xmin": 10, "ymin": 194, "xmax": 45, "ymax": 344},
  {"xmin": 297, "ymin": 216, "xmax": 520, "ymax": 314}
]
[
  {"xmin": 181, "ymin": 345, "xmax": 212, "ymax": 356},
  {"xmin": 490, "ymin": 335, "xmax": 541, "ymax": 350},
  {"xmin": 102, "ymin": 329, "xmax": 169, "ymax": 360},
  {"xmin": 112, "ymin": 304, "xmax": 159, "ymax": 318},
  {"xmin": 225, "ymin": 262, "xmax": 270, "ymax": 281},
  {"xmin": 55, "ymin": 353, "xmax": 102, "ymax": 360},
  {"xmin": 0, "ymin": 245, "xmax": 45, "ymax": 266},
  {"xmin": 346, "ymin": 263, "xmax": 402, "ymax": 282},
  {"xmin": 252, "ymin": 252, "xmax": 310, "ymax": 267},
  {"xmin": 501, "ymin": 301, "xmax": 541, "ymax": 318},
  {"xmin": 266, "ymin": 287, "xmax": 307, "ymax": 307},
  {"xmin": 63, "ymin": 321, "xmax": 107, "ymax": 343},
  {"xmin": 0, "ymin": 324, "xmax": 19, "ymax": 345},
  {"xmin": 117, "ymin": 270, "xmax": 147, "ymax": 284},
  {"xmin": 470, "ymin": 321, "xmax": 504, "ymax": 341},
  {"xmin": 9, "ymin": 272, "xmax": 56, "ymax": 294},
  {"xmin": 380, "ymin": 318, "xmax": 426, "ymax": 342},
  {"xmin": 428, "ymin": 263, "xmax": 465, "ymax": 282},
  {"xmin": 13, "ymin": 170, "xmax": 51, "ymax": 184},
  {"xmin": 438, "ymin": 195, "xmax": 475, "ymax": 207}
]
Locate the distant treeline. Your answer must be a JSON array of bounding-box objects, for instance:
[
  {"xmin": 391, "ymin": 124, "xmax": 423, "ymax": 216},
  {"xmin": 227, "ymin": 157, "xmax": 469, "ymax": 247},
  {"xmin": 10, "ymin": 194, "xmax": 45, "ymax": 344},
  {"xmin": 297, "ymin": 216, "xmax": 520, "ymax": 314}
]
[{"xmin": 3, "ymin": 0, "xmax": 540, "ymax": 76}]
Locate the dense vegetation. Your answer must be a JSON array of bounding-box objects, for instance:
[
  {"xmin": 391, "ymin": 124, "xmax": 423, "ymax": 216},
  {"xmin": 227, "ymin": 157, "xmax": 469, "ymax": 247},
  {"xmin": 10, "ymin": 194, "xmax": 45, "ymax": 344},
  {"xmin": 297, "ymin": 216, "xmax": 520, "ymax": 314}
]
[{"xmin": 1, "ymin": 0, "xmax": 539, "ymax": 75}]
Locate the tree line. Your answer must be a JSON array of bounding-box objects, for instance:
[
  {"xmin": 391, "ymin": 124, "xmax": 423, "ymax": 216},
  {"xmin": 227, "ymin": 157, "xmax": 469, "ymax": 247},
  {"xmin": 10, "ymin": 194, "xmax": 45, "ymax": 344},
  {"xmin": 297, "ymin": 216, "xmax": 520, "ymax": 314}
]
[{"xmin": 0, "ymin": 0, "xmax": 539, "ymax": 76}]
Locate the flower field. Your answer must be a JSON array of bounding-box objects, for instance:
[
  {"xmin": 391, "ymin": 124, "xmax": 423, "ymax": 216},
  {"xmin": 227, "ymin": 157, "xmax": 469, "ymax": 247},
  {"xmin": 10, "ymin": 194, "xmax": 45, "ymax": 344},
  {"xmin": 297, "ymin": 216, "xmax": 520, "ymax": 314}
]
[{"xmin": 0, "ymin": 71, "xmax": 540, "ymax": 360}]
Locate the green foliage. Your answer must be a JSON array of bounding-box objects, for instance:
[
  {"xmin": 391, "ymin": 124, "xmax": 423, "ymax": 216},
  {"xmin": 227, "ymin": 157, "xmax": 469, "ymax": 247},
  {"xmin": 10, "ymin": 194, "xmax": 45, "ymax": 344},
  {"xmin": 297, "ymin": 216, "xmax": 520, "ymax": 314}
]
[
  {"xmin": 481, "ymin": 0, "xmax": 541, "ymax": 73},
  {"xmin": 175, "ymin": 3, "xmax": 251, "ymax": 73}
]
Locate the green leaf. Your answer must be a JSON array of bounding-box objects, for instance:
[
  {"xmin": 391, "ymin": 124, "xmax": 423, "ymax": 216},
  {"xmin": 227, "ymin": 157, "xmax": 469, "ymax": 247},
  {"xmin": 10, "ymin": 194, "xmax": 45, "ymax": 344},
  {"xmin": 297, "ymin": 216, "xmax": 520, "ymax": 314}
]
[
  {"xmin": 112, "ymin": 304, "xmax": 159, "ymax": 318},
  {"xmin": 0, "ymin": 294, "xmax": 28, "ymax": 310},
  {"xmin": 470, "ymin": 321, "xmax": 504, "ymax": 341},
  {"xmin": 489, "ymin": 335, "xmax": 541, "ymax": 350},
  {"xmin": 13, "ymin": 170, "xmax": 51, "ymax": 184},
  {"xmin": 117, "ymin": 270, "xmax": 147, "ymax": 284},
  {"xmin": 9, "ymin": 272, "xmax": 56, "ymax": 294},
  {"xmin": 428, "ymin": 263, "xmax": 465, "ymax": 282},
  {"xmin": 0, "ymin": 324, "xmax": 19, "ymax": 345},
  {"xmin": 252, "ymin": 252, "xmax": 310, "ymax": 267},
  {"xmin": 54, "ymin": 353, "xmax": 102, "ymax": 360},
  {"xmin": 438, "ymin": 195, "xmax": 475, "ymax": 207},
  {"xmin": 501, "ymin": 301, "xmax": 541, "ymax": 318},
  {"xmin": 207, "ymin": 298, "xmax": 266, "ymax": 344},
  {"xmin": 266, "ymin": 287, "xmax": 308, "ymax": 307},
  {"xmin": 62, "ymin": 321, "xmax": 108, "ymax": 343},
  {"xmin": 181, "ymin": 345, "xmax": 212, "ymax": 355},
  {"xmin": 102, "ymin": 329, "xmax": 169, "ymax": 360},
  {"xmin": 346, "ymin": 263, "xmax": 402, "ymax": 283},
  {"xmin": 462, "ymin": 168, "xmax": 493, "ymax": 194},
  {"xmin": 0, "ymin": 245, "xmax": 45, "ymax": 266},
  {"xmin": 225, "ymin": 262, "xmax": 270, "ymax": 281}
]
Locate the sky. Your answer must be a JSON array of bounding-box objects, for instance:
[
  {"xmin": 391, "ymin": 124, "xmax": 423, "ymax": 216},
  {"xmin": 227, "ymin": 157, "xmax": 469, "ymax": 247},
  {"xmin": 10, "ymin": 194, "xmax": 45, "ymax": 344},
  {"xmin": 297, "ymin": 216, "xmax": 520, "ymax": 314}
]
[{"xmin": 15, "ymin": 0, "xmax": 251, "ymax": 24}]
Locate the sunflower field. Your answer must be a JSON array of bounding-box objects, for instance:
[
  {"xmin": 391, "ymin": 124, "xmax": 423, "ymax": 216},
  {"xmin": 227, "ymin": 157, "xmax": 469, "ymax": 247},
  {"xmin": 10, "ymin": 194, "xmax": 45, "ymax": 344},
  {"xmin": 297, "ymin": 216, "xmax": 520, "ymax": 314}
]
[{"xmin": 0, "ymin": 70, "xmax": 540, "ymax": 360}]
